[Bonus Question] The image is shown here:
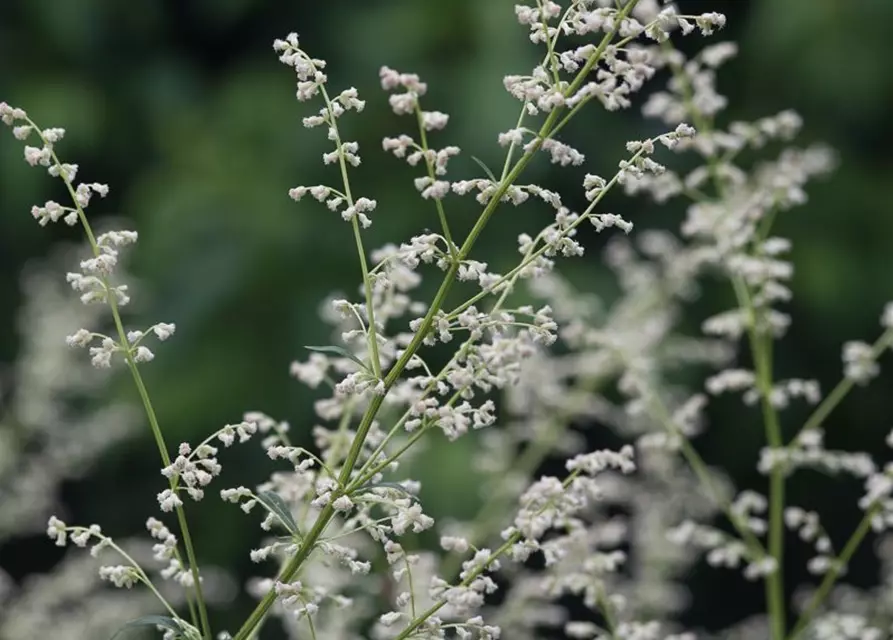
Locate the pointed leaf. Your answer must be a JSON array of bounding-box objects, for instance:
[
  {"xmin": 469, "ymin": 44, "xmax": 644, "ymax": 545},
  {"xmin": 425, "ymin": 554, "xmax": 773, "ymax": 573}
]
[
  {"xmin": 304, "ymin": 345, "xmax": 369, "ymax": 372},
  {"xmin": 470, "ymin": 155, "xmax": 498, "ymax": 183},
  {"xmin": 111, "ymin": 615, "xmax": 183, "ymax": 639},
  {"xmin": 257, "ymin": 490, "xmax": 298, "ymax": 535}
]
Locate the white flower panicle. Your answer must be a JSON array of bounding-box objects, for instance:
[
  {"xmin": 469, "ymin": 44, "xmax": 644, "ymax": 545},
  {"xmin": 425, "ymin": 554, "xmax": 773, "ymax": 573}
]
[
  {"xmin": 1, "ymin": 103, "xmax": 178, "ymax": 374},
  {"xmin": 276, "ymin": 35, "xmax": 378, "ymax": 230}
]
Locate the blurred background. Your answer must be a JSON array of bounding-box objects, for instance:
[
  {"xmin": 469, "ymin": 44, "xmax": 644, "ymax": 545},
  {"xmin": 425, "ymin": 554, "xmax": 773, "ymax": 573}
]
[{"xmin": 1, "ymin": 0, "xmax": 891, "ymax": 637}]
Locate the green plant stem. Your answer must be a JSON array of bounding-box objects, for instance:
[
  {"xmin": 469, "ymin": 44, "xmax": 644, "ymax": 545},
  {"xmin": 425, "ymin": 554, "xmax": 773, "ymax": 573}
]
[
  {"xmin": 233, "ymin": 6, "xmax": 642, "ymax": 636},
  {"xmin": 125, "ymin": 362, "xmax": 211, "ymax": 636},
  {"xmin": 414, "ymin": 104, "xmax": 458, "ymax": 261},
  {"xmin": 232, "ymin": 105, "xmax": 552, "ymax": 640},
  {"xmin": 787, "ymin": 505, "xmax": 878, "ymax": 640},
  {"xmin": 795, "ymin": 328, "xmax": 893, "ymax": 440},
  {"xmin": 318, "ymin": 82, "xmax": 383, "ymax": 379},
  {"xmin": 38, "ymin": 128, "xmax": 212, "ymax": 639},
  {"xmin": 661, "ymin": 43, "xmax": 790, "ymax": 637},
  {"xmin": 733, "ymin": 276, "xmax": 787, "ymax": 639},
  {"xmin": 394, "ymin": 470, "xmax": 583, "ymax": 639},
  {"xmin": 646, "ymin": 383, "xmax": 768, "ymax": 559}
]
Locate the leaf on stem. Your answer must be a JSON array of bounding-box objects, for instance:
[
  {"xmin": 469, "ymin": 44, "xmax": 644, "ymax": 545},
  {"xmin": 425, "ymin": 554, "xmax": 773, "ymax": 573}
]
[
  {"xmin": 257, "ymin": 490, "xmax": 299, "ymax": 535},
  {"xmin": 305, "ymin": 344, "xmax": 370, "ymax": 373},
  {"xmin": 111, "ymin": 615, "xmax": 192, "ymax": 639}
]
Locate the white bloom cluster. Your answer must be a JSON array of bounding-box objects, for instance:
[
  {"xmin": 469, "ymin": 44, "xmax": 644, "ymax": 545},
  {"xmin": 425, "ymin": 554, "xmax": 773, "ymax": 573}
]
[
  {"xmin": 379, "ymin": 66, "xmax": 461, "ymax": 205},
  {"xmin": 706, "ymin": 369, "xmax": 821, "ymax": 408},
  {"xmin": 146, "ymin": 517, "xmax": 193, "ymax": 587},
  {"xmin": 44, "ymin": 517, "xmax": 158, "ymax": 590},
  {"xmin": 758, "ymin": 429, "xmax": 876, "ymax": 478},
  {"xmin": 667, "ymin": 519, "xmax": 775, "ymax": 581},
  {"xmin": 159, "ymin": 421, "xmax": 257, "ymax": 509},
  {"xmin": 276, "ymin": 34, "xmax": 378, "ymax": 229},
  {"xmin": 783, "ymin": 507, "xmax": 835, "ymax": 576},
  {"xmin": 2, "ymin": 103, "xmax": 178, "ymax": 373},
  {"xmin": 843, "ymin": 340, "xmax": 880, "ymax": 385}
]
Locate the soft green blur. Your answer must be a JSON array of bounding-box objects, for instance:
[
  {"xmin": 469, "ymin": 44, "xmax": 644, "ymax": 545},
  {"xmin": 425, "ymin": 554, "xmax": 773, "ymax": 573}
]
[{"xmin": 1, "ymin": 0, "xmax": 891, "ymax": 634}]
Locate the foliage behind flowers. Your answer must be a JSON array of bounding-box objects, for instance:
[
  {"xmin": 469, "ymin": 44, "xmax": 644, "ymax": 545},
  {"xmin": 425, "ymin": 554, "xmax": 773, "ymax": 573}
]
[{"xmin": 2, "ymin": 1, "xmax": 893, "ymax": 639}]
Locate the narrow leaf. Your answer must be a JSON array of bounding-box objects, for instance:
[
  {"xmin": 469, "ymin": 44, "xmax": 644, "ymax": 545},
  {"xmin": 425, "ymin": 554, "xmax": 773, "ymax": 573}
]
[
  {"xmin": 470, "ymin": 155, "xmax": 498, "ymax": 183},
  {"xmin": 111, "ymin": 615, "xmax": 183, "ymax": 639},
  {"xmin": 257, "ymin": 491, "xmax": 298, "ymax": 535},
  {"xmin": 304, "ymin": 344, "xmax": 369, "ymax": 372}
]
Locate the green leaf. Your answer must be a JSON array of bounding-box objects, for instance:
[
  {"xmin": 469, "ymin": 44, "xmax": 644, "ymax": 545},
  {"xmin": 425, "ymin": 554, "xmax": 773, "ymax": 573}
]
[
  {"xmin": 470, "ymin": 155, "xmax": 498, "ymax": 183},
  {"xmin": 257, "ymin": 490, "xmax": 299, "ymax": 535},
  {"xmin": 111, "ymin": 615, "xmax": 184, "ymax": 639},
  {"xmin": 304, "ymin": 344, "xmax": 369, "ymax": 372},
  {"xmin": 351, "ymin": 481, "xmax": 420, "ymax": 503}
]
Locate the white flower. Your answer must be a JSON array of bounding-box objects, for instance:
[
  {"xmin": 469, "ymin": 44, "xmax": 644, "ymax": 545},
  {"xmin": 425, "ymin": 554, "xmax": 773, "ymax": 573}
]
[
  {"xmin": 843, "ymin": 340, "xmax": 879, "ymax": 385},
  {"xmin": 391, "ymin": 502, "xmax": 434, "ymax": 535},
  {"xmin": 882, "ymin": 302, "xmax": 893, "ymax": 329},
  {"xmin": 65, "ymin": 328, "xmax": 93, "ymax": 348},
  {"xmin": 46, "ymin": 516, "xmax": 67, "ymax": 546},
  {"xmin": 153, "ymin": 322, "xmax": 176, "ymax": 340},
  {"xmin": 99, "ymin": 565, "xmax": 139, "ymax": 589},
  {"xmin": 158, "ymin": 489, "xmax": 183, "ymax": 512}
]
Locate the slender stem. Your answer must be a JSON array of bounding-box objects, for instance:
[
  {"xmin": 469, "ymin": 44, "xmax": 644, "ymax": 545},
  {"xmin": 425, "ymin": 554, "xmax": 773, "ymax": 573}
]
[
  {"xmin": 787, "ymin": 505, "xmax": 878, "ymax": 640},
  {"xmin": 795, "ymin": 328, "xmax": 893, "ymax": 441},
  {"xmin": 35, "ymin": 125, "xmax": 211, "ymax": 639},
  {"xmin": 394, "ymin": 532, "xmax": 520, "ymax": 640},
  {"xmin": 128, "ymin": 358, "xmax": 212, "ymax": 637},
  {"xmin": 347, "ymin": 410, "xmax": 440, "ymax": 492},
  {"xmin": 662, "ymin": 45, "xmax": 789, "ymax": 637},
  {"xmin": 233, "ymin": 7, "xmax": 641, "ymax": 636},
  {"xmin": 304, "ymin": 596, "xmax": 319, "ymax": 640},
  {"xmin": 351, "ymin": 217, "xmax": 383, "ymax": 379},
  {"xmin": 395, "ymin": 470, "xmax": 583, "ymax": 639},
  {"xmin": 233, "ymin": 501, "xmax": 336, "ymax": 640},
  {"xmin": 733, "ymin": 276, "xmax": 787, "ymax": 638},
  {"xmin": 414, "ymin": 104, "xmax": 458, "ymax": 261},
  {"xmin": 232, "ymin": 109, "xmax": 547, "ymax": 640},
  {"xmin": 536, "ymin": 0, "xmax": 562, "ymax": 84},
  {"xmin": 646, "ymin": 382, "xmax": 768, "ymax": 559},
  {"xmin": 318, "ymin": 82, "xmax": 383, "ymax": 379}
]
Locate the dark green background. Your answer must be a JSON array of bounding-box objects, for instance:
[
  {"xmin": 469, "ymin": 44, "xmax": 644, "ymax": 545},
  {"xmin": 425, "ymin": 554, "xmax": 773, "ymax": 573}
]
[{"xmin": 1, "ymin": 0, "xmax": 892, "ymax": 636}]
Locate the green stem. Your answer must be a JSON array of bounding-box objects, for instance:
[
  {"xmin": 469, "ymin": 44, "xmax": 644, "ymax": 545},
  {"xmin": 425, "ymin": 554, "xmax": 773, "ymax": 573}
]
[
  {"xmin": 734, "ymin": 277, "xmax": 787, "ymax": 639},
  {"xmin": 662, "ymin": 45, "xmax": 789, "ymax": 637},
  {"xmin": 231, "ymin": 107, "xmax": 550, "ymax": 640},
  {"xmin": 795, "ymin": 328, "xmax": 893, "ymax": 441},
  {"xmin": 127, "ymin": 357, "xmax": 211, "ymax": 638},
  {"xmin": 395, "ymin": 470, "xmax": 583, "ymax": 639},
  {"xmin": 233, "ymin": 6, "xmax": 641, "ymax": 635},
  {"xmin": 37, "ymin": 126, "xmax": 211, "ymax": 639},
  {"xmin": 318, "ymin": 81, "xmax": 383, "ymax": 379},
  {"xmin": 414, "ymin": 104, "xmax": 458, "ymax": 262},
  {"xmin": 787, "ymin": 505, "xmax": 878, "ymax": 640}
]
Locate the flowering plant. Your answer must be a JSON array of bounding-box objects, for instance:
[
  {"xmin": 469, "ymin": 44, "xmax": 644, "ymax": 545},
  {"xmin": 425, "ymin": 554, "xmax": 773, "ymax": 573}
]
[{"xmin": 2, "ymin": 1, "xmax": 892, "ymax": 639}]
